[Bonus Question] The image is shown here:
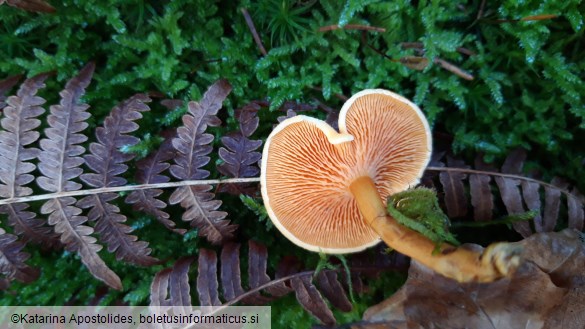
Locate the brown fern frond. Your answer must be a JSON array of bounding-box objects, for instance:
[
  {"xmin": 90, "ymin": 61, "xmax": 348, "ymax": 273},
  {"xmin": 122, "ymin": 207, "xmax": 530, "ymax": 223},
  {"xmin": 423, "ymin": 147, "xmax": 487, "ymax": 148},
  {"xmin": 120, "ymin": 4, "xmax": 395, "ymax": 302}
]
[
  {"xmin": 42, "ymin": 197, "xmax": 122, "ymax": 289},
  {"xmin": 568, "ymin": 188, "xmax": 584, "ymax": 231},
  {"xmin": 469, "ymin": 156, "xmax": 495, "ymax": 222},
  {"xmin": 0, "ymin": 74, "xmax": 22, "ymax": 112},
  {"xmin": 0, "ymin": 228, "xmax": 39, "ymax": 283},
  {"xmin": 0, "ymin": 73, "xmax": 58, "ymax": 252},
  {"xmin": 38, "ymin": 62, "xmax": 93, "ymax": 193},
  {"xmin": 169, "ymin": 80, "xmax": 237, "ymax": 244},
  {"xmin": 151, "ymin": 240, "xmax": 368, "ymax": 325},
  {"xmin": 150, "ymin": 268, "xmax": 172, "ymax": 307},
  {"xmin": 439, "ymin": 156, "xmax": 470, "ymax": 219},
  {"xmin": 78, "ymin": 94, "xmax": 159, "ymax": 266},
  {"xmin": 2, "ymin": 203, "xmax": 59, "ymax": 248},
  {"xmin": 217, "ymin": 102, "xmax": 263, "ymax": 195},
  {"xmin": 427, "ymin": 149, "xmax": 585, "ymax": 237},
  {"xmin": 150, "ymin": 242, "xmax": 406, "ymax": 324},
  {"xmin": 292, "ymin": 275, "xmax": 336, "ymax": 326},
  {"xmin": 125, "ymin": 129, "xmax": 184, "ymax": 234},
  {"xmin": 35, "ymin": 63, "xmax": 121, "ymax": 289},
  {"xmin": 276, "ymin": 108, "xmax": 297, "ymax": 124},
  {"xmin": 0, "ymin": 73, "xmax": 48, "ymax": 198},
  {"xmin": 2, "ymin": 0, "xmax": 55, "ymax": 13}
]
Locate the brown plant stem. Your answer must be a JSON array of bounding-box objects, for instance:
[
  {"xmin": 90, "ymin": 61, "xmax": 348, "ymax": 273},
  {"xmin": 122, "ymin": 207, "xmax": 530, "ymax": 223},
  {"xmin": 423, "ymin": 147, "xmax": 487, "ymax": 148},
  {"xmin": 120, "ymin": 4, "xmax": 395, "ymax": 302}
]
[
  {"xmin": 2, "ymin": 167, "xmax": 579, "ymax": 209},
  {"xmin": 349, "ymin": 176, "xmax": 522, "ymax": 282},
  {"xmin": 433, "ymin": 57, "xmax": 474, "ymax": 80},
  {"xmin": 319, "ymin": 24, "xmax": 386, "ymax": 33},
  {"xmin": 0, "ymin": 177, "xmax": 261, "ymax": 205},
  {"xmin": 400, "ymin": 41, "xmax": 476, "ymax": 56},
  {"xmin": 241, "ymin": 8, "xmax": 267, "ymax": 56}
]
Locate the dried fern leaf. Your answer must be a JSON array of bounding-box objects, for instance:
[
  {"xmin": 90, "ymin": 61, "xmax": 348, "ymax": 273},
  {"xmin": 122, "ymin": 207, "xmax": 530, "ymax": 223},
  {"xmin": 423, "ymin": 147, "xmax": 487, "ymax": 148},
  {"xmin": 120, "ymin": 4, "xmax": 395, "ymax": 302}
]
[
  {"xmin": 248, "ymin": 240, "xmax": 290, "ymax": 297},
  {"xmin": 501, "ymin": 148, "xmax": 526, "ymax": 175},
  {"xmin": 155, "ymin": 241, "xmax": 354, "ymax": 325},
  {"xmin": 37, "ymin": 62, "xmax": 93, "ymax": 193},
  {"xmin": 220, "ymin": 243, "xmax": 246, "ymax": 301},
  {"xmin": 150, "ymin": 267, "xmax": 172, "ymax": 307},
  {"xmin": 34, "ymin": 64, "xmax": 122, "ymax": 289},
  {"xmin": 0, "ymin": 73, "xmax": 58, "ymax": 275},
  {"xmin": 438, "ymin": 156, "xmax": 469, "ymax": 218},
  {"xmin": 542, "ymin": 177, "xmax": 569, "ymax": 232},
  {"xmin": 292, "ymin": 275, "xmax": 337, "ymax": 326},
  {"xmin": 169, "ymin": 257, "xmax": 194, "ymax": 308},
  {"xmin": 169, "ymin": 80, "xmax": 237, "ymax": 244},
  {"xmin": 0, "ymin": 231, "xmax": 35, "ymax": 283},
  {"xmin": 3, "ymin": 0, "xmax": 55, "ymax": 13},
  {"xmin": 2, "ymin": 203, "xmax": 58, "ymax": 248},
  {"xmin": 218, "ymin": 102, "xmax": 262, "ymax": 196},
  {"xmin": 0, "ymin": 228, "xmax": 39, "ymax": 283},
  {"xmin": 496, "ymin": 150, "xmax": 531, "ymax": 237},
  {"xmin": 42, "ymin": 197, "xmax": 122, "ymax": 289},
  {"xmin": 125, "ymin": 129, "xmax": 184, "ymax": 234},
  {"xmin": 0, "ymin": 73, "xmax": 48, "ymax": 198},
  {"xmin": 521, "ymin": 181, "xmax": 542, "ymax": 231},
  {"xmin": 469, "ymin": 156, "xmax": 495, "ymax": 221},
  {"xmin": 197, "ymin": 249, "xmax": 221, "ymax": 307},
  {"xmin": 0, "ymin": 74, "xmax": 22, "ymax": 111},
  {"xmin": 276, "ymin": 108, "xmax": 297, "ymax": 124},
  {"xmin": 78, "ymin": 94, "xmax": 158, "ymax": 266},
  {"xmin": 568, "ymin": 188, "xmax": 584, "ymax": 231},
  {"xmin": 315, "ymin": 271, "xmax": 352, "ymax": 312},
  {"xmin": 149, "ymin": 257, "xmax": 194, "ymax": 317},
  {"xmin": 429, "ymin": 149, "xmax": 584, "ymax": 237}
]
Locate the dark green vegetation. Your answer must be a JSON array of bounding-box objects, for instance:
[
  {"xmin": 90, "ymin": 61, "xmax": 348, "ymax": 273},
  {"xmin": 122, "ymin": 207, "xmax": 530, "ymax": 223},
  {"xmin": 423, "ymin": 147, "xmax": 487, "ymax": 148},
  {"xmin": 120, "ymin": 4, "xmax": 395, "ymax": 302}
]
[{"xmin": 1, "ymin": 0, "xmax": 584, "ymax": 326}]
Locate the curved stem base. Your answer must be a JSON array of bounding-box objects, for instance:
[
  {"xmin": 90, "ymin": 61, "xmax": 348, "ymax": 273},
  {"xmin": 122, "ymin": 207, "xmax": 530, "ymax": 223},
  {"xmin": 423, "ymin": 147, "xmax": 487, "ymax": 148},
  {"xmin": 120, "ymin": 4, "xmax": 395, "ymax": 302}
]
[{"xmin": 349, "ymin": 176, "xmax": 522, "ymax": 283}]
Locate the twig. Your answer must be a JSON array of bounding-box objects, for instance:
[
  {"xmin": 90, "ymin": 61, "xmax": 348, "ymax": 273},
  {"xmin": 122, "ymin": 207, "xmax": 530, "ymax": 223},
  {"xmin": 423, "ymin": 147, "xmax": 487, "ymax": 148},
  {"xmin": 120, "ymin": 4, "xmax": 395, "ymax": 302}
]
[
  {"xmin": 3, "ymin": 166, "xmax": 579, "ymax": 206},
  {"xmin": 490, "ymin": 14, "xmax": 558, "ymax": 23},
  {"xmin": 477, "ymin": 0, "xmax": 487, "ymax": 20},
  {"xmin": 456, "ymin": 47, "xmax": 476, "ymax": 56},
  {"xmin": 400, "ymin": 42, "xmax": 475, "ymax": 56},
  {"xmin": 313, "ymin": 98, "xmax": 336, "ymax": 114},
  {"xmin": 361, "ymin": 32, "xmax": 396, "ymax": 61},
  {"xmin": 0, "ymin": 177, "xmax": 261, "ymax": 205},
  {"xmin": 319, "ymin": 24, "xmax": 386, "ymax": 33},
  {"xmin": 240, "ymin": 8, "xmax": 267, "ymax": 56},
  {"xmin": 309, "ymin": 86, "xmax": 348, "ymax": 101},
  {"xmin": 400, "ymin": 42, "xmax": 424, "ymax": 49},
  {"xmin": 433, "ymin": 58, "xmax": 474, "ymax": 80}
]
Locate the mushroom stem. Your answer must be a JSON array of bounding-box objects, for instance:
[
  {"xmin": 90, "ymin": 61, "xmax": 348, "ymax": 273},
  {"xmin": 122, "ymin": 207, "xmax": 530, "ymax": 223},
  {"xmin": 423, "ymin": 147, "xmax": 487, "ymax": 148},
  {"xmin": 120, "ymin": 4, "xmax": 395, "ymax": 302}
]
[{"xmin": 349, "ymin": 176, "xmax": 522, "ymax": 283}]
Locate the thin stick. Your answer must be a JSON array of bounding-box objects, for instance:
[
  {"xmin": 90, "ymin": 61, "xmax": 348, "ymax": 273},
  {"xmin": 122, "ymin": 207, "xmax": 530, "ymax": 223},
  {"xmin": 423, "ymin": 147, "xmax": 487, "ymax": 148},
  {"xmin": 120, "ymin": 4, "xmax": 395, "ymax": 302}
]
[
  {"xmin": 0, "ymin": 167, "xmax": 583, "ymax": 205},
  {"xmin": 2, "ymin": 166, "xmax": 579, "ymax": 207},
  {"xmin": 319, "ymin": 24, "xmax": 386, "ymax": 33},
  {"xmin": 0, "ymin": 177, "xmax": 261, "ymax": 205},
  {"xmin": 309, "ymin": 86, "xmax": 348, "ymax": 101},
  {"xmin": 490, "ymin": 14, "xmax": 558, "ymax": 23},
  {"xmin": 400, "ymin": 42, "xmax": 475, "ymax": 56},
  {"xmin": 241, "ymin": 8, "xmax": 267, "ymax": 56},
  {"xmin": 433, "ymin": 57, "xmax": 474, "ymax": 80},
  {"xmin": 361, "ymin": 32, "xmax": 396, "ymax": 62},
  {"xmin": 477, "ymin": 0, "xmax": 487, "ymax": 20}
]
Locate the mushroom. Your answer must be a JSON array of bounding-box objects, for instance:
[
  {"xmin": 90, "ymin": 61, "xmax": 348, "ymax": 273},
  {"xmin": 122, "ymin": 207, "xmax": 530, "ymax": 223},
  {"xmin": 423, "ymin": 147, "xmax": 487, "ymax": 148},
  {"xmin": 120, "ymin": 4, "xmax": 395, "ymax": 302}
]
[{"xmin": 261, "ymin": 89, "xmax": 521, "ymax": 283}]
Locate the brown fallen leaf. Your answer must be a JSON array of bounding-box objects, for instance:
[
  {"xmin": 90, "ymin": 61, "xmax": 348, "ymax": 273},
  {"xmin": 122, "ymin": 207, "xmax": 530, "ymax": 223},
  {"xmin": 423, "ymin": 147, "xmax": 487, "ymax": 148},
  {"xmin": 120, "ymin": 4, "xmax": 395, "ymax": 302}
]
[
  {"xmin": 399, "ymin": 56, "xmax": 429, "ymax": 71},
  {"xmin": 353, "ymin": 229, "xmax": 585, "ymax": 329},
  {"xmin": 3, "ymin": 0, "xmax": 55, "ymax": 13}
]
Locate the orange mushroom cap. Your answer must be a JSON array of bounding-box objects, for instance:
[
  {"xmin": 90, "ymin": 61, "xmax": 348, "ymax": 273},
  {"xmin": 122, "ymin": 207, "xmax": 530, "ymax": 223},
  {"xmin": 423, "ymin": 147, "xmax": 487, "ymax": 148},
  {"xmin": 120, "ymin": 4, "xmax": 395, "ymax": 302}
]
[{"xmin": 261, "ymin": 89, "xmax": 432, "ymax": 253}]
